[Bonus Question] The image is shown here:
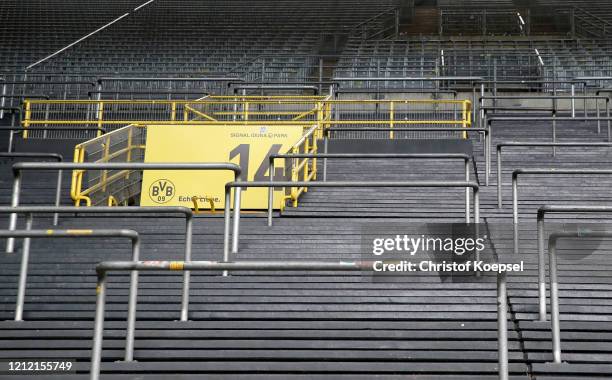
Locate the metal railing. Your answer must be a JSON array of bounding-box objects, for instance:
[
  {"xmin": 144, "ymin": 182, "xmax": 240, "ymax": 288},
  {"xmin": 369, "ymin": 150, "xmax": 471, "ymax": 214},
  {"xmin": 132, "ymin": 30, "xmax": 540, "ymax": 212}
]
[
  {"xmin": 223, "ymin": 180, "xmax": 481, "ymax": 266},
  {"xmin": 269, "ymin": 153, "xmax": 474, "ymax": 224},
  {"xmin": 89, "ymin": 259, "xmax": 510, "ymax": 380},
  {"xmin": 480, "ymin": 95, "xmax": 611, "ymax": 136},
  {"xmin": 0, "ymin": 153, "xmax": 63, "ymax": 226},
  {"xmin": 7, "ymin": 162, "xmax": 241, "ymax": 253},
  {"xmin": 546, "ymin": 232, "xmax": 612, "ymax": 363},
  {"xmin": 512, "ymin": 169, "xmax": 612, "ymax": 224},
  {"xmin": 323, "ymin": 127, "xmax": 491, "ymax": 185},
  {"xmin": 0, "ymin": 206, "xmax": 193, "ymax": 321},
  {"xmin": 487, "ymin": 116, "xmax": 612, "ymax": 147},
  {"xmin": 496, "ymin": 143, "xmax": 612, "ymax": 208},
  {"xmin": 536, "ymin": 206, "xmax": 612, "ymax": 323},
  {"xmin": 0, "ymin": 229, "xmax": 140, "ymax": 359},
  {"xmin": 20, "ymin": 97, "xmax": 471, "ymax": 135}
]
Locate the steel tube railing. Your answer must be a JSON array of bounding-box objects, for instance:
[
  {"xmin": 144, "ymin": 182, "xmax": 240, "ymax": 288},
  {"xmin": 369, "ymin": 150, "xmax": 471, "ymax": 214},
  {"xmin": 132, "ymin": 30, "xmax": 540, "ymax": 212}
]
[
  {"xmin": 0, "ymin": 229, "xmax": 139, "ymax": 360},
  {"xmin": 0, "ymin": 153, "xmax": 63, "ymax": 225},
  {"xmin": 324, "ymin": 127, "xmax": 490, "ymax": 185},
  {"xmin": 6, "ymin": 163, "xmax": 241, "ymax": 254},
  {"xmin": 487, "ymin": 116, "xmax": 612, "ymax": 143},
  {"xmin": 536, "ymin": 206, "xmax": 612, "ymax": 322},
  {"xmin": 90, "ymin": 259, "xmax": 509, "ymax": 380},
  {"xmin": 224, "ymin": 180, "xmax": 480, "ymax": 263},
  {"xmin": 512, "ymin": 169, "xmax": 612, "ymax": 224},
  {"xmin": 269, "ymin": 153, "xmax": 474, "ymax": 225},
  {"xmin": 497, "ymin": 143, "xmax": 612, "ymax": 208},
  {"xmin": 0, "ymin": 206, "xmax": 192, "ymax": 321},
  {"xmin": 547, "ymin": 231, "xmax": 612, "ymax": 363}
]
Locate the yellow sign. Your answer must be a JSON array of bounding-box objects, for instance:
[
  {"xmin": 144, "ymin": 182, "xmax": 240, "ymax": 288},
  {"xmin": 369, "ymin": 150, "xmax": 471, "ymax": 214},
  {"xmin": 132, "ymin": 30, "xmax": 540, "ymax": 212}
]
[{"xmin": 140, "ymin": 125, "xmax": 304, "ymax": 209}]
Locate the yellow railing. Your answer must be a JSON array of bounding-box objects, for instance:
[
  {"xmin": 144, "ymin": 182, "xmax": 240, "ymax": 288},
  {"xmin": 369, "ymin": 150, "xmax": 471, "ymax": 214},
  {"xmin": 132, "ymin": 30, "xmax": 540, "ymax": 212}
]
[
  {"xmin": 22, "ymin": 97, "xmax": 470, "ymax": 135},
  {"xmin": 283, "ymin": 124, "xmax": 320, "ymax": 208},
  {"xmin": 72, "ymin": 124, "xmax": 146, "ymax": 206}
]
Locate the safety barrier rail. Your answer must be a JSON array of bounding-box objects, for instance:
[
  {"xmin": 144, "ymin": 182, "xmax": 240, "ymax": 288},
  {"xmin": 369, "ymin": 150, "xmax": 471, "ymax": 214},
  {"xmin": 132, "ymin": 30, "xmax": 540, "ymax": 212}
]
[
  {"xmin": 72, "ymin": 125, "xmax": 146, "ymax": 206},
  {"xmin": 278, "ymin": 125, "xmax": 320, "ymax": 207},
  {"xmin": 487, "ymin": 116, "xmax": 612, "ymax": 148},
  {"xmin": 7, "ymin": 162, "xmax": 241, "ymax": 253},
  {"xmin": 269, "ymin": 153, "xmax": 474, "ymax": 224},
  {"xmin": 0, "ymin": 206, "xmax": 193, "ymax": 321},
  {"xmin": 0, "ymin": 153, "xmax": 63, "ymax": 225},
  {"xmin": 323, "ymin": 127, "xmax": 490, "ymax": 185},
  {"xmin": 536, "ymin": 206, "xmax": 612, "ymax": 323},
  {"xmin": 222, "ymin": 180, "xmax": 481, "ymax": 266},
  {"xmin": 89, "ymin": 259, "xmax": 510, "ymax": 380},
  {"xmin": 21, "ymin": 97, "xmax": 327, "ymax": 136},
  {"xmin": 0, "ymin": 229, "xmax": 140, "ymax": 359},
  {"xmin": 546, "ymin": 232, "xmax": 612, "ymax": 364},
  {"xmin": 480, "ymin": 95, "xmax": 611, "ymax": 133},
  {"xmin": 496, "ymin": 143, "xmax": 612, "ymax": 208},
  {"xmin": 20, "ymin": 98, "xmax": 471, "ymax": 139},
  {"xmin": 512, "ymin": 169, "xmax": 612, "ymax": 224}
]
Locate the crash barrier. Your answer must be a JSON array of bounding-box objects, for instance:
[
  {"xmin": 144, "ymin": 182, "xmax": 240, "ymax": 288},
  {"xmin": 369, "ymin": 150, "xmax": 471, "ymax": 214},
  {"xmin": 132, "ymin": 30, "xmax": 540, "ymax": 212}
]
[
  {"xmin": 512, "ymin": 169, "xmax": 612, "ymax": 224},
  {"xmin": 6, "ymin": 162, "xmax": 240, "ymax": 253},
  {"xmin": 0, "ymin": 153, "xmax": 63, "ymax": 226},
  {"xmin": 89, "ymin": 259, "xmax": 510, "ymax": 380},
  {"xmin": 496, "ymin": 143, "xmax": 612, "ymax": 208},
  {"xmin": 324, "ymin": 127, "xmax": 491, "ymax": 185},
  {"xmin": 546, "ymin": 232, "xmax": 612, "ymax": 364},
  {"xmin": 0, "ymin": 229, "xmax": 140, "ymax": 359},
  {"xmin": 0, "ymin": 127, "xmax": 106, "ymax": 153},
  {"xmin": 21, "ymin": 97, "xmax": 472, "ymax": 138},
  {"xmin": 0, "ymin": 206, "xmax": 192, "ymax": 321},
  {"xmin": 480, "ymin": 95, "xmax": 611, "ymax": 130},
  {"xmin": 487, "ymin": 116, "xmax": 612, "ymax": 144},
  {"xmin": 269, "ymin": 153, "xmax": 474, "ymax": 223},
  {"xmin": 222, "ymin": 180, "xmax": 481, "ymax": 272},
  {"xmin": 536, "ymin": 206, "xmax": 612, "ymax": 323}
]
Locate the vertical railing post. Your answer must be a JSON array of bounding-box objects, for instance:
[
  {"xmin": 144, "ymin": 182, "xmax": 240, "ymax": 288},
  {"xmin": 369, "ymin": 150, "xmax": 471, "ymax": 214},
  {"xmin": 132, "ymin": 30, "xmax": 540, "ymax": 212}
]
[
  {"xmin": 549, "ymin": 238, "xmax": 562, "ymax": 363},
  {"xmin": 7, "ymin": 170, "xmax": 22, "ymax": 253},
  {"xmin": 14, "ymin": 213, "xmax": 33, "ymax": 321},
  {"xmin": 498, "ymin": 272, "xmax": 509, "ymax": 380},
  {"xmin": 389, "ymin": 101, "xmax": 395, "ymax": 140}
]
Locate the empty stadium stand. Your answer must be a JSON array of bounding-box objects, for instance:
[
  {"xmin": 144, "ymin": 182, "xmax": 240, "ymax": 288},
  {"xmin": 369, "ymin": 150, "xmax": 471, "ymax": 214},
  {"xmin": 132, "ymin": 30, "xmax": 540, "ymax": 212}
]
[{"xmin": 1, "ymin": 0, "xmax": 612, "ymax": 379}]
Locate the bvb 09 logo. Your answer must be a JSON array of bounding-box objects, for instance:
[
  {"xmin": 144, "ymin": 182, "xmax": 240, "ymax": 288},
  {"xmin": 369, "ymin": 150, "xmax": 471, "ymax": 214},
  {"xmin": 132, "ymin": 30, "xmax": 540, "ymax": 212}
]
[{"xmin": 149, "ymin": 179, "xmax": 175, "ymax": 204}]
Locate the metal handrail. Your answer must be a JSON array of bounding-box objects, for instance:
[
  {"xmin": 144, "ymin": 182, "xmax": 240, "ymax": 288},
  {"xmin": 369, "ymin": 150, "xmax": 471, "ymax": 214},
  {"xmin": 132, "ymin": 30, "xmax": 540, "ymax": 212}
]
[
  {"xmin": 487, "ymin": 116, "xmax": 612, "ymax": 144},
  {"xmin": 89, "ymin": 259, "xmax": 510, "ymax": 380},
  {"xmin": 496, "ymin": 143, "xmax": 612, "ymax": 208},
  {"xmin": 0, "ymin": 229, "xmax": 140, "ymax": 361},
  {"xmin": 512, "ymin": 169, "xmax": 612, "ymax": 224},
  {"xmin": 6, "ymin": 162, "xmax": 241, "ymax": 253},
  {"xmin": 547, "ymin": 231, "xmax": 612, "ymax": 363},
  {"xmin": 323, "ymin": 127, "xmax": 491, "ymax": 186},
  {"xmin": 0, "ymin": 206, "xmax": 193, "ymax": 321},
  {"xmin": 536, "ymin": 206, "xmax": 612, "ymax": 323},
  {"xmin": 0, "ymin": 153, "xmax": 63, "ymax": 225},
  {"xmin": 223, "ymin": 180, "xmax": 480, "ymax": 267},
  {"xmin": 269, "ymin": 153, "xmax": 474, "ymax": 225}
]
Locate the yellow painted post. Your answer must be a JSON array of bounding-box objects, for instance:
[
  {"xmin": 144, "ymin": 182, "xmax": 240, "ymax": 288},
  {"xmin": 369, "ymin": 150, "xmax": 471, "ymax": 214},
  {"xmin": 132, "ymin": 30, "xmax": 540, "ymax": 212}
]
[
  {"xmin": 291, "ymin": 147, "xmax": 298, "ymax": 207},
  {"xmin": 97, "ymin": 102, "xmax": 104, "ymax": 137},
  {"xmin": 125, "ymin": 127, "xmax": 133, "ymax": 180},
  {"xmin": 101, "ymin": 135, "xmax": 111, "ymax": 192},
  {"xmin": 389, "ymin": 101, "xmax": 395, "ymax": 140},
  {"xmin": 23, "ymin": 101, "xmax": 32, "ymax": 139},
  {"xmin": 244, "ymin": 102, "xmax": 249, "ymax": 121},
  {"xmin": 171, "ymin": 102, "xmax": 177, "ymax": 122},
  {"xmin": 303, "ymin": 138, "xmax": 309, "ymax": 195},
  {"xmin": 462, "ymin": 100, "xmax": 468, "ymax": 139},
  {"xmin": 311, "ymin": 134, "xmax": 318, "ymax": 180}
]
